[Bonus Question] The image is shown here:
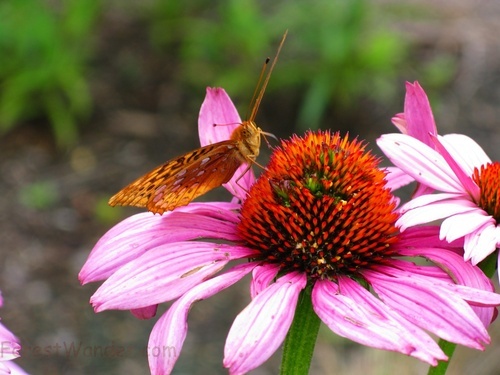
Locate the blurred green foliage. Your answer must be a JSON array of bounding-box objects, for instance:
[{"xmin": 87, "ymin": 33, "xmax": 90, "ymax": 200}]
[
  {"xmin": 0, "ymin": 0, "xmax": 100, "ymax": 147},
  {"xmin": 94, "ymin": 196, "xmax": 125, "ymax": 225},
  {"xmin": 149, "ymin": 0, "xmax": 410, "ymax": 129},
  {"xmin": 19, "ymin": 180, "xmax": 59, "ymax": 210},
  {"xmin": 0, "ymin": 0, "xmax": 457, "ymax": 146}
]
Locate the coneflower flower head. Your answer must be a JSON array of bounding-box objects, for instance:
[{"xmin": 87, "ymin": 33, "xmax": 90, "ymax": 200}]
[
  {"xmin": 238, "ymin": 131, "xmax": 399, "ymax": 279},
  {"xmin": 377, "ymin": 81, "xmax": 500, "ymax": 269}
]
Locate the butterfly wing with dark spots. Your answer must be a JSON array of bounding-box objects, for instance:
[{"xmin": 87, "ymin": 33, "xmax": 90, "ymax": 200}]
[{"xmin": 108, "ymin": 140, "xmax": 243, "ymax": 214}]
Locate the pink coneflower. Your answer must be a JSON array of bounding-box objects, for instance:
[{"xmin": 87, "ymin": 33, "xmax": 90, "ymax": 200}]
[
  {"xmin": 80, "ymin": 88, "xmax": 500, "ymax": 375},
  {"xmin": 377, "ymin": 82, "xmax": 500, "ymax": 268},
  {"xmin": 0, "ymin": 294, "xmax": 26, "ymax": 375}
]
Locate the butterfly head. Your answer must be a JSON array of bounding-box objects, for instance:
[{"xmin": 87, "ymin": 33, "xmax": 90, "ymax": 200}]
[{"xmin": 230, "ymin": 120, "xmax": 262, "ymax": 162}]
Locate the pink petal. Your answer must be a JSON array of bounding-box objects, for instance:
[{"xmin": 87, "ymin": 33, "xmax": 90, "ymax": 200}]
[
  {"xmin": 90, "ymin": 242, "xmax": 255, "ymax": 311},
  {"xmin": 198, "ymin": 87, "xmax": 242, "ymax": 147},
  {"xmin": 0, "ymin": 363, "xmax": 9, "ymax": 375},
  {"xmin": 391, "ymin": 81, "xmax": 446, "ymax": 195},
  {"xmin": 464, "ymin": 222, "xmax": 500, "ymax": 264},
  {"xmin": 3, "ymin": 361, "xmax": 28, "ymax": 375},
  {"xmin": 198, "ymin": 87, "xmax": 256, "ymax": 200},
  {"xmin": 377, "ymin": 134, "xmax": 464, "ymax": 193},
  {"xmin": 397, "ymin": 199, "xmax": 480, "ymax": 231},
  {"xmin": 440, "ymin": 134, "xmax": 491, "ymax": 175},
  {"xmin": 224, "ymin": 272, "xmax": 306, "ymax": 375},
  {"xmin": 0, "ymin": 361, "xmax": 29, "ymax": 375},
  {"xmin": 432, "ymin": 134, "xmax": 480, "ymax": 200},
  {"xmin": 80, "ymin": 203, "xmax": 241, "ymax": 283},
  {"xmin": 387, "ymin": 259, "xmax": 453, "ymax": 282},
  {"xmin": 382, "ymin": 166, "xmax": 415, "ymax": 191},
  {"xmin": 148, "ymin": 263, "xmax": 255, "ymax": 375},
  {"xmin": 398, "ymin": 247, "xmax": 498, "ymax": 326},
  {"xmin": 0, "ymin": 323, "xmax": 20, "ymax": 361},
  {"xmin": 314, "ymin": 277, "xmax": 446, "ymax": 365},
  {"xmin": 441, "ymin": 210, "xmax": 494, "ymax": 243},
  {"xmin": 222, "ymin": 163, "xmax": 256, "ymax": 202},
  {"xmin": 395, "ymin": 225, "xmax": 464, "ymax": 250},
  {"xmin": 131, "ymin": 305, "xmax": 158, "ymax": 320},
  {"xmin": 400, "ymin": 192, "xmax": 466, "ymax": 211},
  {"xmin": 365, "ymin": 267, "xmax": 492, "ymax": 349},
  {"xmin": 389, "ymin": 82, "xmax": 441, "ymax": 202},
  {"xmin": 250, "ymin": 264, "xmax": 280, "ymax": 298},
  {"xmin": 498, "ymin": 252, "xmax": 500, "ymax": 284},
  {"xmin": 391, "ymin": 113, "xmax": 407, "ymax": 133},
  {"xmin": 402, "ymin": 81, "xmax": 437, "ymax": 147}
]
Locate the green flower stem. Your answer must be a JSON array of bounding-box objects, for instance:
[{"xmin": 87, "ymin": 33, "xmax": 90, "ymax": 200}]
[
  {"xmin": 280, "ymin": 288, "xmax": 321, "ymax": 375},
  {"xmin": 427, "ymin": 340, "xmax": 456, "ymax": 375},
  {"xmin": 428, "ymin": 251, "xmax": 498, "ymax": 375}
]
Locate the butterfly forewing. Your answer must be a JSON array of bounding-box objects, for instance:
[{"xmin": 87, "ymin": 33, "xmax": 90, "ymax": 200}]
[{"xmin": 109, "ymin": 141, "xmax": 242, "ymax": 214}]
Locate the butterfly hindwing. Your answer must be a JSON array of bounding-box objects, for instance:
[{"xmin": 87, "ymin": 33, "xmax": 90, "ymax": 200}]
[{"xmin": 108, "ymin": 140, "xmax": 243, "ymax": 214}]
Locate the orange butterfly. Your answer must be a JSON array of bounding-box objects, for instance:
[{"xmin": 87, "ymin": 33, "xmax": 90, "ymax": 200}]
[{"xmin": 108, "ymin": 32, "xmax": 287, "ymax": 214}]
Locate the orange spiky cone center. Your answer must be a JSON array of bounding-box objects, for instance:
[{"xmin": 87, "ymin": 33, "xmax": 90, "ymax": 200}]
[
  {"xmin": 473, "ymin": 162, "xmax": 500, "ymax": 221},
  {"xmin": 238, "ymin": 131, "xmax": 399, "ymax": 281}
]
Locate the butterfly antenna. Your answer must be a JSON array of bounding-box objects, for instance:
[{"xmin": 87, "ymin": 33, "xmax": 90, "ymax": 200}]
[
  {"xmin": 246, "ymin": 57, "xmax": 270, "ymax": 121},
  {"xmin": 248, "ymin": 30, "xmax": 288, "ymax": 122}
]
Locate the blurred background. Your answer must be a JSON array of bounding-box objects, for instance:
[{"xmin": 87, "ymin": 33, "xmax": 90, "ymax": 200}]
[{"xmin": 1, "ymin": 0, "xmax": 500, "ymax": 374}]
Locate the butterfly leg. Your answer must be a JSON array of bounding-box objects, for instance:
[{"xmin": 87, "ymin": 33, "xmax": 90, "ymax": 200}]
[{"xmin": 233, "ymin": 162, "xmax": 253, "ymax": 194}]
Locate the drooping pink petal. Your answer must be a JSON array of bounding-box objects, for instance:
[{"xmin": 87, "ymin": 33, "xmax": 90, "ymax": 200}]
[
  {"xmin": 398, "ymin": 246, "xmax": 498, "ymax": 326},
  {"xmin": 0, "ymin": 361, "xmax": 29, "ymax": 375},
  {"xmin": 90, "ymin": 242, "xmax": 255, "ymax": 311},
  {"xmin": 198, "ymin": 87, "xmax": 255, "ymax": 200},
  {"xmin": 365, "ymin": 267, "xmax": 493, "ymax": 349},
  {"xmin": 395, "ymin": 225, "xmax": 464, "ymax": 250},
  {"xmin": 312, "ymin": 277, "xmax": 445, "ymax": 365},
  {"xmin": 224, "ymin": 272, "xmax": 306, "ymax": 375},
  {"xmin": 131, "ymin": 305, "xmax": 158, "ymax": 320},
  {"xmin": 80, "ymin": 203, "xmax": 242, "ymax": 283},
  {"xmin": 0, "ymin": 363, "xmax": 9, "ymax": 375},
  {"xmin": 400, "ymin": 193, "xmax": 470, "ymax": 212},
  {"xmin": 464, "ymin": 221, "xmax": 500, "ymax": 264},
  {"xmin": 397, "ymin": 199, "xmax": 481, "ymax": 231},
  {"xmin": 0, "ymin": 323, "xmax": 20, "ymax": 361},
  {"xmin": 382, "ymin": 166, "xmax": 415, "ymax": 191},
  {"xmin": 377, "ymin": 134, "xmax": 464, "ymax": 193},
  {"xmin": 440, "ymin": 210, "xmax": 494, "ymax": 243},
  {"xmin": 148, "ymin": 263, "xmax": 255, "ymax": 375},
  {"xmin": 250, "ymin": 264, "xmax": 280, "ymax": 298},
  {"xmin": 388, "ymin": 259, "xmax": 453, "ymax": 282},
  {"xmin": 498, "ymin": 251, "xmax": 500, "ymax": 283},
  {"xmin": 223, "ymin": 162, "xmax": 256, "ymax": 203}
]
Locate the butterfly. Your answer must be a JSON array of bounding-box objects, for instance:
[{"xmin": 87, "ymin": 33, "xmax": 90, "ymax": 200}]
[{"xmin": 108, "ymin": 32, "xmax": 287, "ymax": 214}]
